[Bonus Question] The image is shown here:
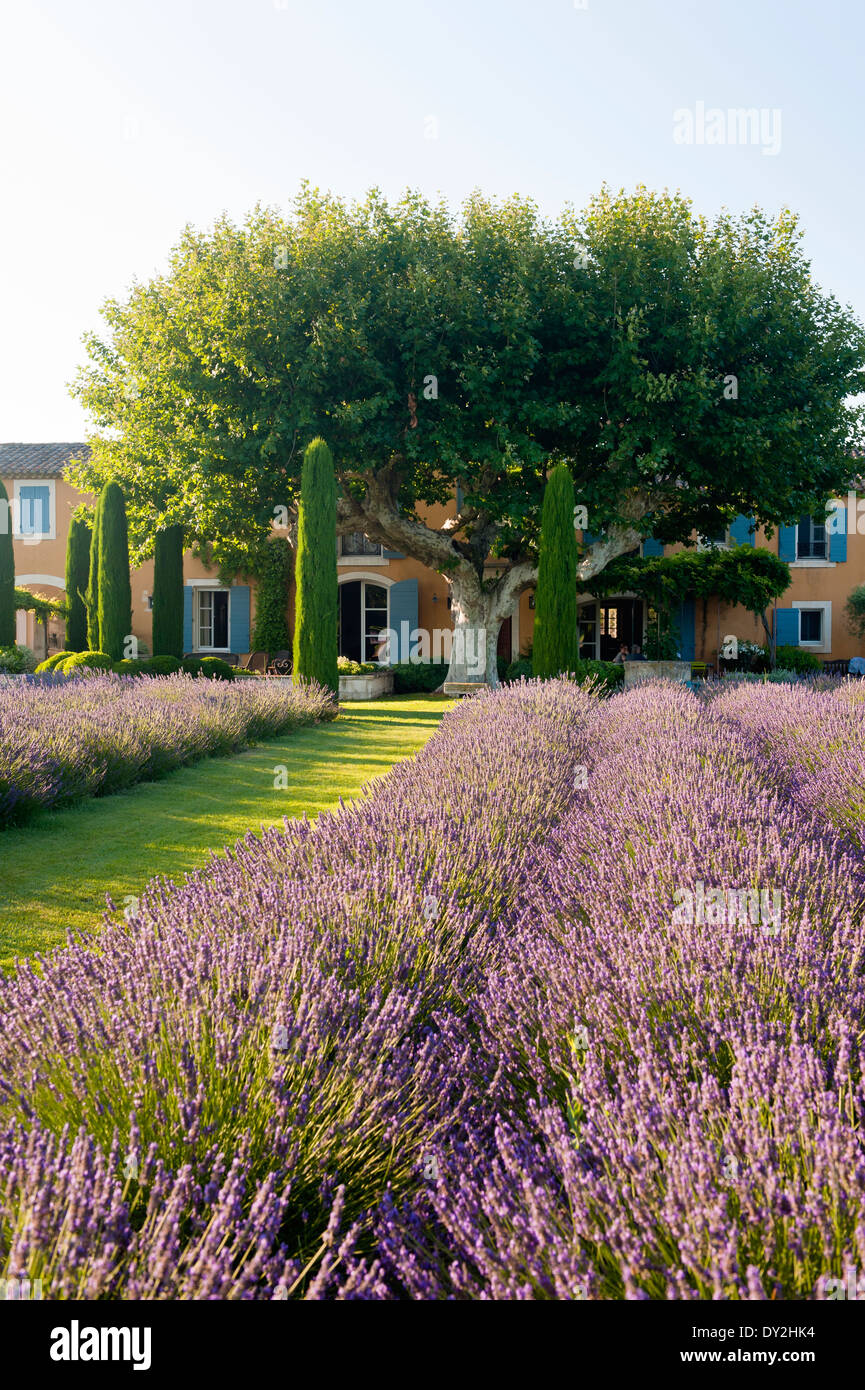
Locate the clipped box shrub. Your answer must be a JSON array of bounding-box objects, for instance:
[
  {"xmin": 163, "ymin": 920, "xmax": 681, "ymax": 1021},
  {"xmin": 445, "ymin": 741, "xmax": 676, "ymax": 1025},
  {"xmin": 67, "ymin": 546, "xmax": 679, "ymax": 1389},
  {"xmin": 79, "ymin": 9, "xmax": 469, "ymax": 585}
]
[
  {"xmin": 181, "ymin": 657, "xmax": 204, "ymax": 677},
  {"xmin": 59, "ymin": 651, "xmax": 113, "ymax": 674},
  {"xmin": 113, "ymin": 658, "xmax": 145, "ymax": 675},
  {"xmin": 390, "ymin": 661, "xmax": 448, "ymax": 693},
  {"xmin": 144, "ymin": 655, "xmax": 182, "ymax": 676},
  {"xmin": 337, "ymin": 656, "xmax": 379, "ymax": 676},
  {"xmin": 35, "ymin": 651, "xmax": 75, "ymax": 674},
  {"xmin": 199, "ymin": 656, "xmax": 235, "ymax": 681}
]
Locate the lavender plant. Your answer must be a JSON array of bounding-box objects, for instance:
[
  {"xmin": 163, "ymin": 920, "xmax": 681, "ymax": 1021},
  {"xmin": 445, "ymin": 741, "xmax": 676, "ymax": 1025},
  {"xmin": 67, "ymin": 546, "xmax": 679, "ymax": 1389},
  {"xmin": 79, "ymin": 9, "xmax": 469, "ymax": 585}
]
[{"xmin": 1, "ymin": 677, "xmax": 863, "ymax": 1300}]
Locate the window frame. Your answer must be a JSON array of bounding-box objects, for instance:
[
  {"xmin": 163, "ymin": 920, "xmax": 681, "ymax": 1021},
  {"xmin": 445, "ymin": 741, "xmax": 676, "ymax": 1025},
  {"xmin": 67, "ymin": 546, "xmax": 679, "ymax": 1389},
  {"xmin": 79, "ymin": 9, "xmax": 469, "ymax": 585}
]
[
  {"xmin": 12, "ymin": 479, "xmax": 55, "ymax": 541},
  {"xmin": 194, "ymin": 586, "xmax": 231, "ymax": 652},
  {"xmin": 791, "ymin": 600, "xmax": 831, "ymax": 653}
]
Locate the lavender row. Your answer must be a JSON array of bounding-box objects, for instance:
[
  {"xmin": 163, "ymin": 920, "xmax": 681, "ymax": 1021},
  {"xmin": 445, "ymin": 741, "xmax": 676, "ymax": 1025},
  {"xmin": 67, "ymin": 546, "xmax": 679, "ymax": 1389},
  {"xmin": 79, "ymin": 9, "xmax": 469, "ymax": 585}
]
[
  {"xmin": 355, "ymin": 681, "xmax": 865, "ymax": 1299},
  {"xmin": 0, "ymin": 680, "xmax": 597, "ymax": 1298},
  {"xmin": 0, "ymin": 673, "xmax": 337, "ymax": 827}
]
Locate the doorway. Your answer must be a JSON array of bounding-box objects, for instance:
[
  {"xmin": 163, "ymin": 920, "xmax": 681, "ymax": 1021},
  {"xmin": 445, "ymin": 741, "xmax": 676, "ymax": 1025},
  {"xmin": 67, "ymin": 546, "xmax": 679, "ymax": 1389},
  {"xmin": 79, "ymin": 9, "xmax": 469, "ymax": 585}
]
[
  {"xmin": 338, "ymin": 581, "xmax": 389, "ymax": 663},
  {"xmin": 599, "ymin": 599, "xmax": 644, "ymax": 662}
]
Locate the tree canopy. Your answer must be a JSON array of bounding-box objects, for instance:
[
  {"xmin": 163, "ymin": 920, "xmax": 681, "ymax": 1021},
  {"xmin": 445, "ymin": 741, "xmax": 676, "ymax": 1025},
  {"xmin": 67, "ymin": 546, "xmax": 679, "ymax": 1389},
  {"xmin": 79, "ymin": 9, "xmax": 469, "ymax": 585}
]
[{"xmin": 69, "ymin": 184, "xmax": 865, "ymax": 681}]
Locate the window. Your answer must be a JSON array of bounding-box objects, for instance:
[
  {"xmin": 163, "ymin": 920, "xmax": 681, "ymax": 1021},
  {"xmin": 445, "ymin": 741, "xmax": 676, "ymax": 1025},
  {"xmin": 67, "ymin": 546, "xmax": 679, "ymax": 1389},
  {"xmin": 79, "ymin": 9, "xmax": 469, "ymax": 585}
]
[
  {"xmin": 699, "ymin": 529, "xmax": 728, "ymax": 548},
  {"xmin": 797, "ymin": 515, "xmax": 827, "ymax": 560},
  {"xmin": 363, "ymin": 582, "xmax": 388, "ymax": 661},
  {"xmin": 13, "ymin": 481, "xmax": 54, "ymax": 539},
  {"xmin": 799, "ymin": 610, "xmax": 822, "ymax": 644},
  {"xmin": 340, "ymin": 533, "xmax": 382, "ymax": 558},
  {"xmin": 579, "ymin": 601, "xmax": 598, "ymax": 659},
  {"xmin": 196, "ymin": 589, "xmax": 229, "ymax": 649},
  {"xmin": 792, "ymin": 600, "xmax": 831, "ymax": 653},
  {"xmin": 600, "ymin": 605, "xmax": 618, "ymax": 639}
]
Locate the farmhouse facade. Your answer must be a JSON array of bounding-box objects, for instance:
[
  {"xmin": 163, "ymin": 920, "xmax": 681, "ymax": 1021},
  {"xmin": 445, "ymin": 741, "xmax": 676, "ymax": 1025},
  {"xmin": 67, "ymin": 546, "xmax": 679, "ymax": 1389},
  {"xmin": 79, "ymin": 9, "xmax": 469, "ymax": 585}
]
[{"xmin": 2, "ymin": 443, "xmax": 863, "ymax": 668}]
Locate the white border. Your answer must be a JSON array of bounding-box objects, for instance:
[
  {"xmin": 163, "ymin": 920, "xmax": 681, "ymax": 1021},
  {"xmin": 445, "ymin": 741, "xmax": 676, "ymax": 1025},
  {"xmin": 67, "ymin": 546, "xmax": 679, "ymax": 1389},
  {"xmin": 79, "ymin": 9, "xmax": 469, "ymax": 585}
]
[{"xmin": 792, "ymin": 599, "xmax": 831, "ymax": 653}]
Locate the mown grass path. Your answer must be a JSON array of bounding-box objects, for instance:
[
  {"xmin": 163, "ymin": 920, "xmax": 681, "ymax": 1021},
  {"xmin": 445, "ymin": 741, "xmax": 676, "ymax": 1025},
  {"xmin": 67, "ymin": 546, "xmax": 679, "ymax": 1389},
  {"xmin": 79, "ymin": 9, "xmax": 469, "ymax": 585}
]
[{"xmin": 0, "ymin": 694, "xmax": 451, "ymax": 967}]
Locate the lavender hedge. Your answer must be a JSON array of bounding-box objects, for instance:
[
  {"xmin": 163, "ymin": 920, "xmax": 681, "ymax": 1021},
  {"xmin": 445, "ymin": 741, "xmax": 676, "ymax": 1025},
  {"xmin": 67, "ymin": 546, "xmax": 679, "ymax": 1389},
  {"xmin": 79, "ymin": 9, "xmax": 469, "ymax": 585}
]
[
  {"xmin": 0, "ymin": 677, "xmax": 863, "ymax": 1299},
  {"xmin": 0, "ymin": 673, "xmax": 336, "ymax": 827}
]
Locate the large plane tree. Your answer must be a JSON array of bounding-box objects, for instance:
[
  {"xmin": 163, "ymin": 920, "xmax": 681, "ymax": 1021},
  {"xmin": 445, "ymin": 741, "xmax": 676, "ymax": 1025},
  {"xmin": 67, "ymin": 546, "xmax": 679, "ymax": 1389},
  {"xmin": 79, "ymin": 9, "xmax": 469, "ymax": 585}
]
[{"xmin": 70, "ymin": 185, "xmax": 865, "ymax": 684}]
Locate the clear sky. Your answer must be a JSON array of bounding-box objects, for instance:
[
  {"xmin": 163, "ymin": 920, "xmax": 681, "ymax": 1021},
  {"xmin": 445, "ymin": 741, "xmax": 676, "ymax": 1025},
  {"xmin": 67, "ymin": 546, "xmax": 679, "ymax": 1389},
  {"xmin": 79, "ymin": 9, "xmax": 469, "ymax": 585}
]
[{"xmin": 0, "ymin": 0, "xmax": 859, "ymax": 438}]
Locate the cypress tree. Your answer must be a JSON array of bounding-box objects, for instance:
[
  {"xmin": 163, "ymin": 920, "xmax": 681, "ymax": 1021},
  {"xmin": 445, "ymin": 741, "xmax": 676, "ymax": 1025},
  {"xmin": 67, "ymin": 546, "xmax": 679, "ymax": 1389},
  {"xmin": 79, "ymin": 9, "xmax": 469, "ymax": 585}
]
[
  {"xmin": 293, "ymin": 437, "xmax": 338, "ymax": 695},
  {"xmin": 64, "ymin": 515, "xmax": 91, "ymax": 651},
  {"xmin": 0, "ymin": 479, "xmax": 14, "ymax": 646},
  {"xmin": 85, "ymin": 492, "xmax": 103, "ymax": 651},
  {"xmin": 152, "ymin": 524, "xmax": 184, "ymax": 658},
  {"xmin": 97, "ymin": 482, "xmax": 132, "ymax": 661},
  {"xmin": 532, "ymin": 463, "xmax": 579, "ymax": 679}
]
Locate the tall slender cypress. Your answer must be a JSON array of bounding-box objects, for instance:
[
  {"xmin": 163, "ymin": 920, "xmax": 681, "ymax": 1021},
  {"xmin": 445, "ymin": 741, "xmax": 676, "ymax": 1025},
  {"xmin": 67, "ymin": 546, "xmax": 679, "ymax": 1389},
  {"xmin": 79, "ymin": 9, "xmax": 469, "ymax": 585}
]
[
  {"xmin": 532, "ymin": 463, "xmax": 579, "ymax": 679},
  {"xmin": 152, "ymin": 524, "xmax": 184, "ymax": 658},
  {"xmin": 97, "ymin": 482, "xmax": 132, "ymax": 661},
  {"xmin": 293, "ymin": 437, "xmax": 338, "ymax": 695},
  {"xmin": 0, "ymin": 479, "xmax": 14, "ymax": 646},
  {"xmin": 86, "ymin": 493, "xmax": 103, "ymax": 651},
  {"xmin": 64, "ymin": 515, "xmax": 91, "ymax": 651}
]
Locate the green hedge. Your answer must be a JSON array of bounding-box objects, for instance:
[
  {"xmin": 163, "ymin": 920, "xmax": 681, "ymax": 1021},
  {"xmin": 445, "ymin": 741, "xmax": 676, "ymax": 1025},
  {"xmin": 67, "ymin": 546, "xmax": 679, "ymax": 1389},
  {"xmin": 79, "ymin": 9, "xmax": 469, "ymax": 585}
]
[
  {"xmin": 390, "ymin": 661, "xmax": 448, "ymax": 693},
  {"xmin": 144, "ymin": 655, "xmax": 182, "ymax": 675},
  {"xmin": 113, "ymin": 658, "xmax": 146, "ymax": 674},
  {"xmin": 198, "ymin": 656, "xmax": 235, "ymax": 681},
  {"xmin": 503, "ymin": 656, "xmax": 623, "ymax": 693},
  {"xmin": 60, "ymin": 651, "xmax": 113, "ymax": 674},
  {"xmin": 35, "ymin": 651, "xmax": 74, "ymax": 674},
  {"xmin": 0, "ymin": 645, "xmax": 39, "ymax": 674},
  {"xmin": 774, "ymin": 644, "xmax": 822, "ymax": 674}
]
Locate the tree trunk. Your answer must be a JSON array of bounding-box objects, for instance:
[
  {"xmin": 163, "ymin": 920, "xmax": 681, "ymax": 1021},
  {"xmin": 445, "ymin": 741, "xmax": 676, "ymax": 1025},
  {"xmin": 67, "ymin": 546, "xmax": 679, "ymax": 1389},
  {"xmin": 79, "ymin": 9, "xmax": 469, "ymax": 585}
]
[{"xmin": 443, "ymin": 582, "xmax": 501, "ymax": 688}]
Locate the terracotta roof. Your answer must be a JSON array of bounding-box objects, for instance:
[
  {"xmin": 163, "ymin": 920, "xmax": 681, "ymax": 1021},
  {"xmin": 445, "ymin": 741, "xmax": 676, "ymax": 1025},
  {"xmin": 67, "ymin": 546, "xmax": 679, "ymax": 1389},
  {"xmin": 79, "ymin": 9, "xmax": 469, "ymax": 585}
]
[{"xmin": 0, "ymin": 442, "xmax": 90, "ymax": 478}]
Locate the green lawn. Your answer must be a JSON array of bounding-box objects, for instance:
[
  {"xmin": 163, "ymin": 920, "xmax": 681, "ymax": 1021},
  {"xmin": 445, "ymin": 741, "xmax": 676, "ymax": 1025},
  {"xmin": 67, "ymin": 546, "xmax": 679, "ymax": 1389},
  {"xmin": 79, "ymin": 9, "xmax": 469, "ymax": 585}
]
[{"xmin": 0, "ymin": 694, "xmax": 451, "ymax": 969}]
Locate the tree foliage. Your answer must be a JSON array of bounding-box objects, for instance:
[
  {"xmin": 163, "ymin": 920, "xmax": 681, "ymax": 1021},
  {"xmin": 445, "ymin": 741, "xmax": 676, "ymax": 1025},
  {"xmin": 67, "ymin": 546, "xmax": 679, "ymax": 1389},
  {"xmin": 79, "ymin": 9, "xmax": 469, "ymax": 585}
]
[
  {"xmin": 589, "ymin": 544, "xmax": 791, "ymax": 617},
  {"xmin": 152, "ymin": 524, "xmax": 184, "ymax": 658},
  {"xmin": 252, "ymin": 537, "xmax": 292, "ymax": 655},
  {"xmin": 845, "ymin": 584, "xmax": 865, "ymax": 641},
  {"xmin": 64, "ymin": 515, "xmax": 91, "ymax": 651},
  {"xmin": 68, "ymin": 185, "xmax": 865, "ymax": 680},
  {"xmin": 293, "ymin": 439, "xmax": 337, "ymax": 694},
  {"xmin": 533, "ymin": 465, "xmax": 579, "ymax": 678},
  {"xmin": 97, "ymin": 482, "xmax": 132, "ymax": 661}
]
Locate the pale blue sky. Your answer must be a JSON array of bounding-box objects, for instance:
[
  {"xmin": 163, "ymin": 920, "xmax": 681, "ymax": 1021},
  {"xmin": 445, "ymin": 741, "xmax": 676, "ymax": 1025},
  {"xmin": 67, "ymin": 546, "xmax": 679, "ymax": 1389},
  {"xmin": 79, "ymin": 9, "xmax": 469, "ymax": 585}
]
[{"xmin": 0, "ymin": 0, "xmax": 859, "ymax": 437}]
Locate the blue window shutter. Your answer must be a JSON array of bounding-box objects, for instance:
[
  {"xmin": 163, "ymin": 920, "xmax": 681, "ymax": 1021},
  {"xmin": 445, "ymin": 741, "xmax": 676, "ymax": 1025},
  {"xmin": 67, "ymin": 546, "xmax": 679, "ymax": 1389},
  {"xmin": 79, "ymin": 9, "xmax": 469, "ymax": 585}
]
[
  {"xmin": 642, "ymin": 537, "xmax": 664, "ymax": 557},
  {"xmin": 729, "ymin": 514, "xmax": 755, "ymax": 546},
  {"xmin": 674, "ymin": 596, "xmax": 696, "ymax": 661},
  {"xmin": 229, "ymin": 585, "xmax": 251, "ymax": 652},
  {"xmin": 828, "ymin": 502, "xmax": 847, "ymax": 562},
  {"xmin": 19, "ymin": 484, "xmax": 51, "ymax": 534},
  {"xmin": 778, "ymin": 526, "xmax": 797, "ymax": 562},
  {"xmin": 389, "ymin": 578, "xmax": 418, "ymax": 662},
  {"xmin": 581, "ymin": 530, "xmax": 599, "ymax": 546},
  {"xmin": 456, "ymin": 483, "xmax": 464, "ymax": 513},
  {"xmin": 183, "ymin": 587, "xmax": 194, "ymax": 652},
  {"xmin": 383, "ymin": 547, "xmax": 404, "ymax": 559},
  {"xmin": 774, "ymin": 608, "xmax": 800, "ymax": 646}
]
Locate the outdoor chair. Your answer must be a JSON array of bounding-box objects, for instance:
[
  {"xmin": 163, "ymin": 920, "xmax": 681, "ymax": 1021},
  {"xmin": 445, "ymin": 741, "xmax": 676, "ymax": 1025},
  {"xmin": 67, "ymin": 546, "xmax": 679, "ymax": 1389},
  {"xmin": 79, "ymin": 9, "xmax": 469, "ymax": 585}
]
[
  {"xmin": 267, "ymin": 650, "xmax": 292, "ymax": 675},
  {"xmin": 243, "ymin": 650, "xmax": 269, "ymax": 674}
]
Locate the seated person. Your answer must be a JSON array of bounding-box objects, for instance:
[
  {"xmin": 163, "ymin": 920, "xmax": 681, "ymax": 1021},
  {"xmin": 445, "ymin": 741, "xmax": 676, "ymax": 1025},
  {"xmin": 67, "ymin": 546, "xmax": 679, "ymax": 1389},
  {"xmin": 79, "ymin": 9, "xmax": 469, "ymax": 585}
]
[
  {"xmin": 612, "ymin": 642, "xmax": 630, "ymax": 665},
  {"xmin": 628, "ymin": 643, "xmax": 647, "ymax": 661}
]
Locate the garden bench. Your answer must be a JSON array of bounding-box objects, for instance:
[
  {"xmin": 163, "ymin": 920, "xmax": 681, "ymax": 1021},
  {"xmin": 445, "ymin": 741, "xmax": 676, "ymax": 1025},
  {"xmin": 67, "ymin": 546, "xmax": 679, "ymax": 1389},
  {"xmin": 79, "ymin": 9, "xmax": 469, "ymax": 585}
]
[{"xmin": 443, "ymin": 681, "xmax": 489, "ymax": 697}]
